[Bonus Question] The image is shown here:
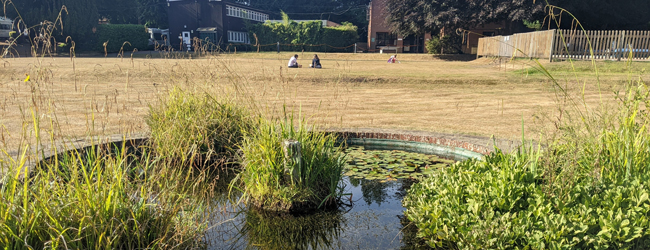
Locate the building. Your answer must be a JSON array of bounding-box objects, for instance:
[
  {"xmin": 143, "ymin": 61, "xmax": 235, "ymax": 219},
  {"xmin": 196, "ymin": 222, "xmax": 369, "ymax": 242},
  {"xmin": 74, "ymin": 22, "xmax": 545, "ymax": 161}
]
[
  {"xmin": 167, "ymin": 0, "xmax": 269, "ymax": 50},
  {"xmin": 367, "ymin": 0, "xmax": 429, "ymax": 53},
  {"xmin": 367, "ymin": 0, "xmax": 520, "ymax": 54}
]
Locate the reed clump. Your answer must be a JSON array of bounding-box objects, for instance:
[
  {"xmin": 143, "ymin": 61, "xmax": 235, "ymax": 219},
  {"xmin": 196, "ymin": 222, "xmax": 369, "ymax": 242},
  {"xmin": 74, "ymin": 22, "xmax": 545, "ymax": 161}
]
[
  {"xmin": 233, "ymin": 114, "xmax": 347, "ymax": 213},
  {"xmin": 0, "ymin": 143, "xmax": 209, "ymax": 249},
  {"xmin": 147, "ymin": 87, "xmax": 254, "ymax": 169}
]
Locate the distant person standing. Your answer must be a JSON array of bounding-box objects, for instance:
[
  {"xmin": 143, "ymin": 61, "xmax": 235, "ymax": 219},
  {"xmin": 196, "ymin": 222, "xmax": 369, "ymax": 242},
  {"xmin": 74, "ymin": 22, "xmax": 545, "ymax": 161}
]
[
  {"xmin": 387, "ymin": 54, "xmax": 400, "ymax": 63},
  {"xmin": 310, "ymin": 54, "xmax": 322, "ymax": 68},
  {"xmin": 288, "ymin": 54, "xmax": 301, "ymax": 68}
]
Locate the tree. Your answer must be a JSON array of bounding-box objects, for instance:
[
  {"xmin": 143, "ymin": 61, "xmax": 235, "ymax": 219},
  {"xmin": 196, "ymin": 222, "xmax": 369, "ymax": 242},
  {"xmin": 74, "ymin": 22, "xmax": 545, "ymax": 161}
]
[
  {"xmin": 97, "ymin": 0, "xmax": 138, "ymax": 24},
  {"xmin": 9, "ymin": 0, "xmax": 98, "ymax": 42},
  {"xmin": 384, "ymin": 0, "xmax": 650, "ymax": 37},
  {"xmin": 384, "ymin": 0, "xmax": 542, "ymax": 36},
  {"xmin": 545, "ymin": 0, "xmax": 650, "ymax": 30},
  {"xmin": 136, "ymin": 0, "xmax": 168, "ymax": 29}
]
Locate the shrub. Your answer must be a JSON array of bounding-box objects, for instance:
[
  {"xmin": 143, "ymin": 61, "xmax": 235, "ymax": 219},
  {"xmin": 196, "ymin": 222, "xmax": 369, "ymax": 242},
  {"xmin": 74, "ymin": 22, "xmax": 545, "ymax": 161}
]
[
  {"xmin": 426, "ymin": 35, "xmax": 462, "ymax": 54},
  {"xmin": 94, "ymin": 24, "xmax": 150, "ymax": 53},
  {"xmin": 234, "ymin": 114, "xmax": 346, "ymax": 212},
  {"xmin": 147, "ymin": 88, "xmax": 254, "ymax": 169},
  {"xmin": 403, "ymin": 83, "xmax": 650, "ymax": 249},
  {"xmin": 247, "ymin": 14, "xmax": 358, "ymax": 52}
]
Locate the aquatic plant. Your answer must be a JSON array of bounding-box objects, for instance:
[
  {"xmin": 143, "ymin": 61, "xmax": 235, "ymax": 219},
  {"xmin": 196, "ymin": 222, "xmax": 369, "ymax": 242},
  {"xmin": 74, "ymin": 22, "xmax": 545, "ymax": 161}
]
[
  {"xmin": 234, "ymin": 114, "xmax": 346, "ymax": 212},
  {"xmin": 343, "ymin": 146, "xmax": 454, "ymax": 181},
  {"xmin": 147, "ymin": 87, "xmax": 254, "ymax": 169}
]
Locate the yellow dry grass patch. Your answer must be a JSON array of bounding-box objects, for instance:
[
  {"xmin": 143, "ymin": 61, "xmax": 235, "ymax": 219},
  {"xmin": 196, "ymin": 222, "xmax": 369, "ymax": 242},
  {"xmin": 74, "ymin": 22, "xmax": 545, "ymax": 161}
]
[{"xmin": 0, "ymin": 52, "xmax": 630, "ymax": 154}]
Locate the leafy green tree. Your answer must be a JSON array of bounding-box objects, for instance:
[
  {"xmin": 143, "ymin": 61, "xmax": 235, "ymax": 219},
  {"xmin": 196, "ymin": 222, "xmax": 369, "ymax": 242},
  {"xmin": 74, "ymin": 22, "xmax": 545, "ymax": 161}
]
[
  {"xmin": 9, "ymin": 0, "xmax": 98, "ymax": 42},
  {"xmin": 97, "ymin": 0, "xmax": 138, "ymax": 24},
  {"xmin": 136, "ymin": 0, "xmax": 168, "ymax": 28}
]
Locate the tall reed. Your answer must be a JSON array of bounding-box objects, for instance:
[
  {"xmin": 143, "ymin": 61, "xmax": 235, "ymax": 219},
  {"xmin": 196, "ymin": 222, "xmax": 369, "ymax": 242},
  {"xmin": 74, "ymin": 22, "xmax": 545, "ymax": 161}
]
[{"xmin": 233, "ymin": 112, "xmax": 346, "ymax": 212}]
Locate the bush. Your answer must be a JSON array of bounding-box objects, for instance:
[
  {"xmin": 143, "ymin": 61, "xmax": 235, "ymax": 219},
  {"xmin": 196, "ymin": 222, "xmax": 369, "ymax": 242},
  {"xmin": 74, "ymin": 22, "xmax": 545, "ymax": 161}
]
[
  {"xmin": 425, "ymin": 35, "xmax": 462, "ymax": 54},
  {"xmin": 403, "ymin": 83, "xmax": 650, "ymax": 249},
  {"xmin": 94, "ymin": 24, "xmax": 150, "ymax": 53},
  {"xmin": 147, "ymin": 88, "xmax": 254, "ymax": 169},
  {"xmin": 234, "ymin": 114, "xmax": 346, "ymax": 212},
  {"xmin": 247, "ymin": 14, "xmax": 358, "ymax": 52}
]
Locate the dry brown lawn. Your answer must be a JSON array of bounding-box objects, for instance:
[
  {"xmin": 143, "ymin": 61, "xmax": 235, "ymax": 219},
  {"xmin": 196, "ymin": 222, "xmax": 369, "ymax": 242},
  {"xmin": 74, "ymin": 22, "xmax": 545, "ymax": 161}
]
[{"xmin": 0, "ymin": 52, "xmax": 642, "ymax": 156}]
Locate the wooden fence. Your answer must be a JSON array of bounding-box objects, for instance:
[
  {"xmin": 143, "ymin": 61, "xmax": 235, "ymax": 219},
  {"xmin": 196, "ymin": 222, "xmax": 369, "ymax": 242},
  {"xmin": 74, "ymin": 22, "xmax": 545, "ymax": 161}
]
[{"xmin": 477, "ymin": 29, "xmax": 650, "ymax": 61}]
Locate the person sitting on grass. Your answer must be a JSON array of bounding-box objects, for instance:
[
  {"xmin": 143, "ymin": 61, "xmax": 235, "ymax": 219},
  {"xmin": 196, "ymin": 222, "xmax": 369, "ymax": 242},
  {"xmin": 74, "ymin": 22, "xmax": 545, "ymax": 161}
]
[
  {"xmin": 288, "ymin": 54, "xmax": 301, "ymax": 68},
  {"xmin": 310, "ymin": 54, "xmax": 322, "ymax": 68},
  {"xmin": 387, "ymin": 54, "xmax": 400, "ymax": 63}
]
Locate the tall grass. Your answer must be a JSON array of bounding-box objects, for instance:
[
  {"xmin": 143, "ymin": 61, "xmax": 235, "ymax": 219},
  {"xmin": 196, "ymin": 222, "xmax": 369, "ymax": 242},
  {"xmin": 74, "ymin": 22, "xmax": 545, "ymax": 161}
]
[
  {"xmin": 0, "ymin": 141, "xmax": 209, "ymax": 249},
  {"xmin": 233, "ymin": 113, "xmax": 347, "ymax": 212},
  {"xmin": 147, "ymin": 87, "xmax": 254, "ymax": 169}
]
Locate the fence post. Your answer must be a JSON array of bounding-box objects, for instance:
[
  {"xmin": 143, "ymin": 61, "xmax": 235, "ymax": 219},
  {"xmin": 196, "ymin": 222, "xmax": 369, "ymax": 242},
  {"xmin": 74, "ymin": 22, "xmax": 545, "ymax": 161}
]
[
  {"xmin": 549, "ymin": 29, "xmax": 557, "ymax": 62},
  {"xmin": 354, "ymin": 43, "xmax": 357, "ymax": 53},
  {"xmin": 617, "ymin": 31, "xmax": 625, "ymax": 61},
  {"xmin": 277, "ymin": 42, "xmax": 280, "ymax": 53}
]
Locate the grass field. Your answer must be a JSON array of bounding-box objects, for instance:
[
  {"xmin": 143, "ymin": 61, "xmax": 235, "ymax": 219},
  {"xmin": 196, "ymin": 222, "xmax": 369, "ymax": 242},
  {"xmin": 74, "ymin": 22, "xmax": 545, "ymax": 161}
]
[{"xmin": 0, "ymin": 52, "xmax": 645, "ymax": 156}]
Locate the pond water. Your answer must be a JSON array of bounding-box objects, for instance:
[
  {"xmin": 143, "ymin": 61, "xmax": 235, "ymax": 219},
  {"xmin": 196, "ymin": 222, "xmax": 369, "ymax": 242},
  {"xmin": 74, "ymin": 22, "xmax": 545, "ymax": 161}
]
[{"xmin": 204, "ymin": 146, "xmax": 456, "ymax": 250}]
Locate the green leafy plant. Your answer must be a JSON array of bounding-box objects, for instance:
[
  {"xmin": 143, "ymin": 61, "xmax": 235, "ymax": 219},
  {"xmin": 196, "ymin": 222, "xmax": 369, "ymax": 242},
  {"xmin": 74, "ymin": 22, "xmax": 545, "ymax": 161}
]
[
  {"xmin": 94, "ymin": 24, "xmax": 150, "ymax": 53},
  {"xmin": 247, "ymin": 13, "xmax": 358, "ymax": 52}
]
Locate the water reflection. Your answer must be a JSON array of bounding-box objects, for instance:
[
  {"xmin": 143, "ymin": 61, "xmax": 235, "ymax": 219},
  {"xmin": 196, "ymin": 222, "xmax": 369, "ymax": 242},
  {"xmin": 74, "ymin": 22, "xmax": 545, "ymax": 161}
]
[{"xmin": 205, "ymin": 176, "xmax": 430, "ymax": 250}]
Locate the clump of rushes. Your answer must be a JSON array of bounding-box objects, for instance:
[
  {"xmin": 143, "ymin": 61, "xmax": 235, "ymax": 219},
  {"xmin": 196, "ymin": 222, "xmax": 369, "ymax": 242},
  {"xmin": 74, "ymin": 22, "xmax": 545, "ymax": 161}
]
[
  {"xmin": 233, "ymin": 115, "xmax": 347, "ymax": 212},
  {"xmin": 403, "ymin": 83, "xmax": 650, "ymax": 249},
  {"xmin": 0, "ymin": 144, "xmax": 208, "ymax": 249},
  {"xmin": 147, "ymin": 87, "xmax": 254, "ymax": 169}
]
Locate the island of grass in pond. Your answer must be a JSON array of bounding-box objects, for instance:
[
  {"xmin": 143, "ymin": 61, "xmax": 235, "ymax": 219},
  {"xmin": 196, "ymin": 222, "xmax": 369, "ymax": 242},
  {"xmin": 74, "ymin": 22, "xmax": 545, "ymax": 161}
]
[{"xmin": 343, "ymin": 146, "xmax": 457, "ymax": 181}]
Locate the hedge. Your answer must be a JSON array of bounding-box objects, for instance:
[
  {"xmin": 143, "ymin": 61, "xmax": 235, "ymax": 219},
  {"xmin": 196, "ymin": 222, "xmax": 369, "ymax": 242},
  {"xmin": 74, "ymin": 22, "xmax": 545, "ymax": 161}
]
[
  {"xmin": 94, "ymin": 24, "xmax": 150, "ymax": 53},
  {"xmin": 247, "ymin": 19, "xmax": 358, "ymax": 52}
]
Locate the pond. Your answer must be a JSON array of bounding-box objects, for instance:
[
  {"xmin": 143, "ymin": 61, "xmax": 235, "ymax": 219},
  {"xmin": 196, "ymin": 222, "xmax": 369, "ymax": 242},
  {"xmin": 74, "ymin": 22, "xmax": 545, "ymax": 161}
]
[{"xmin": 204, "ymin": 146, "xmax": 460, "ymax": 250}]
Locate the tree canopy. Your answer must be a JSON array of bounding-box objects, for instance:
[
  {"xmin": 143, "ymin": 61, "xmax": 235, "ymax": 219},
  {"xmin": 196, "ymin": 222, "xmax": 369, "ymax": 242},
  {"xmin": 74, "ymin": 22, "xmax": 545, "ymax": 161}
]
[{"xmin": 384, "ymin": 0, "xmax": 650, "ymax": 36}]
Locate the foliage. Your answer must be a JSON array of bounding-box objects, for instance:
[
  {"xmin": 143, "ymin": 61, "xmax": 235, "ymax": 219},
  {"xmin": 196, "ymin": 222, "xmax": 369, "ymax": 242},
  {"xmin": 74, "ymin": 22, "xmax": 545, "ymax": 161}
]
[
  {"xmin": 425, "ymin": 35, "xmax": 462, "ymax": 54},
  {"xmin": 9, "ymin": 0, "xmax": 99, "ymax": 48},
  {"xmin": 0, "ymin": 144, "xmax": 208, "ymax": 249},
  {"xmin": 524, "ymin": 20, "xmax": 543, "ymax": 31},
  {"xmin": 384, "ymin": 0, "xmax": 650, "ymax": 36},
  {"xmin": 147, "ymin": 87, "xmax": 254, "ymax": 169},
  {"xmin": 234, "ymin": 114, "xmax": 346, "ymax": 212},
  {"xmin": 249, "ymin": 0, "xmax": 370, "ymax": 41},
  {"xmin": 403, "ymin": 82, "xmax": 650, "ymax": 249},
  {"xmin": 247, "ymin": 14, "xmax": 358, "ymax": 52},
  {"xmin": 97, "ymin": 0, "xmax": 139, "ymax": 24},
  {"xmin": 136, "ymin": 0, "xmax": 169, "ymax": 29},
  {"xmin": 94, "ymin": 24, "xmax": 150, "ymax": 53},
  {"xmin": 384, "ymin": 0, "xmax": 542, "ymax": 36}
]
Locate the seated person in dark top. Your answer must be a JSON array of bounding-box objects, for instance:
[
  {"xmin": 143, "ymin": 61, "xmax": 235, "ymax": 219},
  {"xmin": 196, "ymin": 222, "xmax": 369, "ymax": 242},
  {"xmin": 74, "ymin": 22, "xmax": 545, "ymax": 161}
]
[
  {"xmin": 310, "ymin": 54, "xmax": 322, "ymax": 68},
  {"xmin": 288, "ymin": 54, "xmax": 301, "ymax": 68}
]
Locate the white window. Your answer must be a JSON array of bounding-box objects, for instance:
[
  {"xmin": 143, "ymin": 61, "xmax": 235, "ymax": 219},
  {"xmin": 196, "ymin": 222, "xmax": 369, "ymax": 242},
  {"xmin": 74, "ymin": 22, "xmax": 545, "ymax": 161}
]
[
  {"xmin": 228, "ymin": 31, "xmax": 250, "ymax": 44},
  {"xmin": 225, "ymin": 5, "xmax": 266, "ymax": 22}
]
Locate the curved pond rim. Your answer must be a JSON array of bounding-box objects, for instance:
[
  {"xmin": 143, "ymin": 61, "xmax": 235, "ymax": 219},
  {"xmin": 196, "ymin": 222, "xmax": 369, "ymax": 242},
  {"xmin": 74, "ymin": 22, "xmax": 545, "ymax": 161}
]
[{"xmin": 344, "ymin": 138, "xmax": 483, "ymax": 161}]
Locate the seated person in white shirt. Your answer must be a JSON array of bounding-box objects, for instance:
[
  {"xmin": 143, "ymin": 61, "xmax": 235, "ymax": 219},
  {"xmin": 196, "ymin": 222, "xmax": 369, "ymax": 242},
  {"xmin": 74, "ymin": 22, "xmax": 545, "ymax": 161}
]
[{"xmin": 288, "ymin": 54, "xmax": 301, "ymax": 68}]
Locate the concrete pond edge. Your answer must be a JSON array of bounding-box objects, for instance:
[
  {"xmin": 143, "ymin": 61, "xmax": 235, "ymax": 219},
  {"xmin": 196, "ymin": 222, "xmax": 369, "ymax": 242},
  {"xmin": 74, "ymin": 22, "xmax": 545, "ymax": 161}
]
[{"xmin": 4, "ymin": 128, "xmax": 521, "ymax": 176}]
